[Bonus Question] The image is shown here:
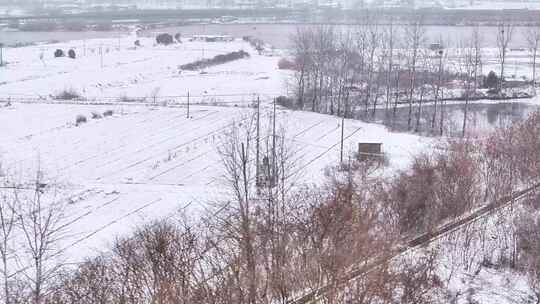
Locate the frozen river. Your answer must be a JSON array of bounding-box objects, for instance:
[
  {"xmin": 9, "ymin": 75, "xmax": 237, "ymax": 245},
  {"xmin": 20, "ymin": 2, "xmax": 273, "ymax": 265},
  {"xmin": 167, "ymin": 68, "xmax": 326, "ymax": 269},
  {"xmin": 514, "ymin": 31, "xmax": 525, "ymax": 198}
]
[{"xmin": 0, "ymin": 23, "xmax": 534, "ymax": 49}]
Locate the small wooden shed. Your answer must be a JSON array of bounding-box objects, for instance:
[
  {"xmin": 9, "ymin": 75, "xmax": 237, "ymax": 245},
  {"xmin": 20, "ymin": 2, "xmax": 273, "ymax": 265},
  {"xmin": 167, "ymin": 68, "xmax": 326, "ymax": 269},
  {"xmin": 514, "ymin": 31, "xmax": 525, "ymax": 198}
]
[{"xmin": 358, "ymin": 143, "xmax": 383, "ymax": 162}]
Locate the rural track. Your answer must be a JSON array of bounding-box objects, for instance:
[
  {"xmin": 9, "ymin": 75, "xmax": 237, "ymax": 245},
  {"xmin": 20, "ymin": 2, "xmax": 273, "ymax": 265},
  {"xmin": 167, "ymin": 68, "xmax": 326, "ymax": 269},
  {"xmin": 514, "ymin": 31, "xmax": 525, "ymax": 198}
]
[
  {"xmin": 165, "ymin": 118, "xmax": 334, "ymax": 184},
  {"xmin": 6, "ymin": 108, "xmax": 211, "ymax": 182},
  {"xmin": 289, "ymin": 183, "xmax": 540, "ymax": 304},
  {"xmin": 290, "ymin": 123, "xmax": 344, "ymax": 164},
  {"xmin": 6, "ymin": 107, "xmax": 199, "ymax": 171},
  {"xmin": 96, "ymin": 110, "xmax": 252, "ymax": 181},
  {"xmin": 147, "ymin": 111, "xmax": 273, "ymax": 181},
  {"xmin": 87, "ymin": 110, "xmax": 221, "ymax": 174}
]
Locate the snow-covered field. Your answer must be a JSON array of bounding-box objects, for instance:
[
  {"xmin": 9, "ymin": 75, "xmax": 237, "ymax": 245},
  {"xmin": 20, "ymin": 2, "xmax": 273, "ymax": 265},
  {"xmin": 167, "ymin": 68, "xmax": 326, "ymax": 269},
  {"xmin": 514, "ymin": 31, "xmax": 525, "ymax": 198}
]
[
  {"xmin": 0, "ymin": 36, "xmax": 430, "ymax": 271},
  {"xmin": 0, "ymin": 36, "xmax": 285, "ymax": 101},
  {"xmin": 0, "ymin": 103, "xmax": 428, "ymax": 263}
]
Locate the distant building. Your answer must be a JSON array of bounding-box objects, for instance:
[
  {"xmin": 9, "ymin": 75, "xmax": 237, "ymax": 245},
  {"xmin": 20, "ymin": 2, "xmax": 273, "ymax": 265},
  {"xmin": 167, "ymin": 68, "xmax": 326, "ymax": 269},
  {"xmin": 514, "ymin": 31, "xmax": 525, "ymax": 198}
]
[{"xmin": 191, "ymin": 35, "xmax": 234, "ymax": 42}]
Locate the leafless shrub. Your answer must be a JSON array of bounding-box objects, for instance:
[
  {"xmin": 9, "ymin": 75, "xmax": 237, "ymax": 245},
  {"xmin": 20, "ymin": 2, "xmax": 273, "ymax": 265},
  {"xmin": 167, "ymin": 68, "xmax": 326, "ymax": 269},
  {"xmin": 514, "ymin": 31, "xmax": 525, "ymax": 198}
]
[
  {"xmin": 75, "ymin": 115, "xmax": 87, "ymax": 126},
  {"xmin": 277, "ymin": 58, "xmax": 297, "ymax": 70},
  {"xmin": 90, "ymin": 112, "xmax": 102, "ymax": 119},
  {"xmin": 55, "ymin": 88, "xmax": 81, "ymax": 100},
  {"xmin": 394, "ymin": 250, "xmax": 441, "ymax": 304},
  {"xmin": 47, "ymin": 217, "xmax": 200, "ymax": 304},
  {"xmin": 387, "ymin": 139, "xmax": 483, "ymax": 235},
  {"xmin": 482, "ymin": 111, "xmax": 540, "ymax": 203},
  {"xmin": 517, "ymin": 211, "xmax": 540, "ymax": 303},
  {"xmin": 156, "ymin": 33, "xmax": 174, "ymax": 45},
  {"xmin": 49, "ymin": 256, "xmax": 116, "ymax": 304},
  {"xmin": 295, "ymin": 176, "xmax": 395, "ymax": 304}
]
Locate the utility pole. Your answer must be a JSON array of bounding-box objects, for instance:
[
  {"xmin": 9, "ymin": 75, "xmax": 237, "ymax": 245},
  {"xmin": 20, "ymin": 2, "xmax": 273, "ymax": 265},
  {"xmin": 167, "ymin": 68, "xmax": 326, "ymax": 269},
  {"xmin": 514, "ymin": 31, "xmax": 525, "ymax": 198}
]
[
  {"xmin": 340, "ymin": 116, "xmax": 345, "ymax": 164},
  {"xmin": 99, "ymin": 44, "xmax": 103, "ymax": 68},
  {"xmin": 187, "ymin": 91, "xmax": 190, "ymax": 118},
  {"xmin": 439, "ymin": 85, "xmax": 445, "ymax": 136},
  {"xmin": 202, "ymin": 23, "xmax": 206, "ymax": 60},
  {"xmin": 0, "ymin": 43, "xmax": 4, "ymax": 67},
  {"xmin": 256, "ymin": 96, "xmax": 260, "ymax": 186},
  {"xmin": 272, "ymin": 97, "xmax": 277, "ymax": 185}
]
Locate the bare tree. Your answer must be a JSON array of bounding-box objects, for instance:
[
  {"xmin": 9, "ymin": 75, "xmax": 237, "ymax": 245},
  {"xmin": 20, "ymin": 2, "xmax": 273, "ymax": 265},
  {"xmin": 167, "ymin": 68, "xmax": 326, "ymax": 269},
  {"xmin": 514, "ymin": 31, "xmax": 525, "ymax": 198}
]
[
  {"xmin": 311, "ymin": 26, "xmax": 336, "ymax": 113},
  {"xmin": 430, "ymin": 37, "xmax": 446, "ymax": 132},
  {"xmin": 414, "ymin": 52, "xmax": 429, "ymax": 133},
  {"xmin": 496, "ymin": 21, "xmax": 514, "ymax": 92},
  {"xmin": 385, "ymin": 18, "xmax": 398, "ymax": 117},
  {"xmin": 462, "ymin": 25, "xmax": 483, "ymax": 137},
  {"xmin": 363, "ymin": 19, "xmax": 381, "ymax": 117},
  {"xmin": 214, "ymin": 115, "xmax": 259, "ymax": 304},
  {"xmin": 526, "ymin": 24, "xmax": 540, "ymax": 94},
  {"xmin": 0, "ymin": 175, "xmax": 17, "ymax": 304},
  {"xmin": 335, "ymin": 31, "xmax": 355, "ymax": 117},
  {"xmin": 404, "ymin": 15, "xmax": 426, "ymax": 130},
  {"xmin": 472, "ymin": 25, "xmax": 483, "ymax": 92},
  {"xmin": 460, "ymin": 35, "xmax": 476, "ymax": 137},
  {"xmin": 16, "ymin": 170, "xmax": 66, "ymax": 304},
  {"xmin": 291, "ymin": 27, "xmax": 313, "ymax": 109}
]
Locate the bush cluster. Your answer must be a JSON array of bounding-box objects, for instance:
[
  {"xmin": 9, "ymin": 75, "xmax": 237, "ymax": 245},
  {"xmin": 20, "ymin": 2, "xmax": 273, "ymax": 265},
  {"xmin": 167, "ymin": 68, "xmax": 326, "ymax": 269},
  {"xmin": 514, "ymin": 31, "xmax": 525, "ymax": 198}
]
[
  {"xmin": 156, "ymin": 33, "xmax": 174, "ymax": 45},
  {"xmin": 54, "ymin": 49, "xmax": 76, "ymax": 59},
  {"xmin": 180, "ymin": 50, "xmax": 250, "ymax": 71},
  {"xmin": 54, "ymin": 49, "xmax": 64, "ymax": 58},
  {"xmin": 91, "ymin": 112, "xmax": 103, "ymax": 119},
  {"xmin": 55, "ymin": 89, "xmax": 81, "ymax": 100},
  {"xmin": 75, "ymin": 115, "xmax": 87, "ymax": 126},
  {"xmin": 277, "ymin": 58, "xmax": 297, "ymax": 70}
]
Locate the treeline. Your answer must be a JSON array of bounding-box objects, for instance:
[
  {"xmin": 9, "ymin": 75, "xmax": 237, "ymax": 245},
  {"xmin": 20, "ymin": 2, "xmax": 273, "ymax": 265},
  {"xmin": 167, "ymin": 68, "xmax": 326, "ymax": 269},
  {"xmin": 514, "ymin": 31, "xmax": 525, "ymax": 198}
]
[
  {"xmin": 287, "ymin": 18, "xmax": 539, "ymax": 136},
  {"xmin": 2, "ymin": 111, "xmax": 540, "ymax": 303}
]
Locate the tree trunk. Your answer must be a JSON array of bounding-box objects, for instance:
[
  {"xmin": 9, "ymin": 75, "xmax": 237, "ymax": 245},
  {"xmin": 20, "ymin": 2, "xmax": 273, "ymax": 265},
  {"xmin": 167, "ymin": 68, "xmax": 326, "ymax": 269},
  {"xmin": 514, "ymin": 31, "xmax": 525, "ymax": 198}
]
[
  {"xmin": 500, "ymin": 51, "xmax": 505, "ymax": 92},
  {"xmin": 297, "ymin": 67, "xmax": 306, "ymax": 109},
  {"xmin": 386, "ymin": 22, "xmax": 394, "ymax": 117},
  {"xmin": 439, "ymin": 89, "xmax": 445, "ymax": 136},
  {"xmin": 408, "ymin": 53, "xmax": 417, "ymax": 130},
  {"xmin": 432, "ymin": 56, "xmax": 443, "ymax": 130},
  {"xmin": 415, "ymin": 85, "xmax": 424, "ymax": 133},
  {"xmin": 393, "ymin": 71, "xmax": 400, "ymax": 126},
  {"xmin": 462, "ymin": 98, "xmax": 469, "ymax": 138},
  {"xmin": 311, "ymin": 72, "xmax": 318, "ymax": 112},
  {"xmin": 2, "ymin": 254, "xmax": 8, "ymax": 304},
  {"xmin": 34, "ymin": 257, "xmax": 42, "ymax": 304},
  {"xmin": 533, "ymin": 49, "xmax": 537, "ymax": 95}
]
